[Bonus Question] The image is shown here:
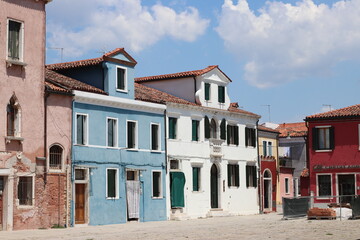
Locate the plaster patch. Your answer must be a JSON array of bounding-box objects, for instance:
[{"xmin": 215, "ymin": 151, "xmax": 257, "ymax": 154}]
[{"xmin": 20, "ymin": 209, "xmax": 37, "ymax": 222}]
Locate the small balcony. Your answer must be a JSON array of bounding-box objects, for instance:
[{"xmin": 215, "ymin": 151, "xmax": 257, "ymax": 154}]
[
  {"xmin": 279, "ymin": 158, "xmax": 292, "ymax": 168},
  {"xmin": 210, "ymin": 139, "xmax": 224, "ymax": 157}
]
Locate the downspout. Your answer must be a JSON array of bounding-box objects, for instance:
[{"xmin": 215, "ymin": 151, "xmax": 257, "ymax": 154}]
[
  {"xmin": 164, "ymin": 108, "xmax": 169, "ymax": 220},
  {"xmin": 256, "ymin": 120, "xmax": 263, "ymax": 214},
  {"xmin": 70, "ymin": 99, "xmax": 75, "ymax": 227},
  {"xmin": 304, "ymin": 120, "xmax": 310, "ymax": 196},
  {"xmin": 44, "ymin": 91, "xmax": 50, "ymax": 185}
]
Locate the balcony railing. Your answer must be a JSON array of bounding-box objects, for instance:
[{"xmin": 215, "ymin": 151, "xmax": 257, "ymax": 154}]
[
  {"xmin": 279, "ymin": 158, "xmax": 292, "ymax": 168},
  {"xmin": 210, "ymin": 138, "xmax": 224, "ymax": 157}
]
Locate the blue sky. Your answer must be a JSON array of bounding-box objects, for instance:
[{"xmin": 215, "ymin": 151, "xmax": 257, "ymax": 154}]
[{"xmin": 45, "ymin": 0, "xmax": 360, "ymax": 124}]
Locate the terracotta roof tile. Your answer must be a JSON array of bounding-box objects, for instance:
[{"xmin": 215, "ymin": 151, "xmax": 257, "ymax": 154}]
[
  {"xmin": 227, "ymin": 106, "xmax": 260, "ymax": 118},
  {"xmin": 45, "ymin": 81, "xmax": 71, "ymax": 94},
  {"xmin": 276, "ymin": 122, "xmax": 307, "ymax": 138},
  {"xmin": 135, "ymin": 83, "xmax": 197, "ymax": 106},
  {"xmin": 46, "ymin": 48, "xmax": 137, "ymax": 71},
  {"xmin": 306, "ymin": 104, "xmax": 360, "ymax": 120},
  {"xmin": 45, "ymin": 69, "xmax": 107, "ymax": 95},
  {"xmin": 135, "ymin": 65, "xmax": 232, "ymax": 82},
  {"xmin": 258, "ymin": 125, "xmax": 280, "ymax": 134}
]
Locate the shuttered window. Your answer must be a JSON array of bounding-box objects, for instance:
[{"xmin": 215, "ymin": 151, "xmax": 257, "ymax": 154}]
[
  {"xmin": 220, "ymin": 119, "xmax": 226, "ymax": 140},
  {"xmin": 312, "ymin": 127, "xmax": 334, "ymax": 150},
  {"xmin": 268, "ymin": 142, "xmax": 272, "ymax": 156},
  {"xmin": 192, "ymin": 167, "xmax": 200, "ymax": 191},
  {"xmin": 262, "ymin": 141, "xmax": 267, "ymax": 156},
  {"xmin": 205, "ymin": 83, "xmax": 210, "ymax": 101},
  {"xmin": 107, "ymin": 118, "xmax": 117, "ymax": 147},
  {"xmin": 76, "ymin": 114, "xmax": 87, "ymax": 145},
  {"xmin": 227, "ymin": 164, "xmax": 239, "ymax": 187},
  {"xmin": 245, "ymin": 127, "xmax": 256, "ymax": 147},
  {"xmin": 192, "ymin": 120, "xmax": 199, "ymax": 141},
  {"xmin": 227, "ymin": 125, "xmax": 239, "ymax": 145},
  {"xmin": 117, "ymin": 67, "xmax": 126, "ymax": 90},
  {"xmin": 218, "ymin": 86, "xmax": 225, "ymax": 103},
  {"xmin": 107, "ymin": 169, "xmax": 118, "ymax": 198},
  {"xmin": 8, "ymin": 20, "xmax": 22, "ymax": 61},
  {"xmin": 127, "ymin": 121, "xmax": 137, "ymax": 148},
  {"xmin": 152, "ymin": 171, "xmax": 162, "ymax": 198},
  {"xmin": 246, "ymin": 166, "xmax": 257, "ymax": 188},
  {"xmin": 168, "ymin": 117, "xmax": 177, "ymax": 139},
  {"xmin": 151, "ymin": 124, "xmax": 159, "ymax": 150},
  {"xmin": 204, "ymin": 116, "xmax": 210, "ymax": 139}
]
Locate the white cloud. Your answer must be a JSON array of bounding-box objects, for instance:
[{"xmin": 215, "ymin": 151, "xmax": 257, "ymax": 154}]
[
  {"xmin": 216, "ymin": 0, "xmax": 360, "ymax": 88},
  {"xmin": 47, "ymin": 0, "xmax": 209, "ymax": 59}
]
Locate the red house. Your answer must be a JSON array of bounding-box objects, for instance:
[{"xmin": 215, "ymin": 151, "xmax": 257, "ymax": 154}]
[{"xmin": 305, "ymin": 104, "xmax": 360, "ymax": 204}]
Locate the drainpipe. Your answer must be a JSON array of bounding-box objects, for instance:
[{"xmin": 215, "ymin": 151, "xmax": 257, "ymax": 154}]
[
  {"xmin": 256, "ymin": 120, "xmax": 263, "ymax": 214},
  {"xmin": 44, "ymin": 91, "xmax": 50, "ymax": 185}
]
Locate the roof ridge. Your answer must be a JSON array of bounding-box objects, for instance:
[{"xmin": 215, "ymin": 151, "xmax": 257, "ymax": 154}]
[{"xmin": 306, "ymin": 104, "xmax": 360, "ymax": 120}]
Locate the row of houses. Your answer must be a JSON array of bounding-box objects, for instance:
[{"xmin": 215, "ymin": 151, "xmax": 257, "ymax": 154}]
[{"xmin": 1, "ymin": 0, "xmax": 359, "ymax": 231}]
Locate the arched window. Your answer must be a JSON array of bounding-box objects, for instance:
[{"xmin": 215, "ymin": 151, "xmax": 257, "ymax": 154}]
[
  {"xmin": 49, "ymin": 144, "xmax": 63, "ymax": 170},
  {"xmin": 210, "ymin": 119, "xmax": 217, "ymax": 139},
  {"xmin": 264, "ymin": 169, "xmax": 271, "ymax": 178},
  {"xmin": 6, "ymin": 95, "xmax": 21, "ymax": 137}
]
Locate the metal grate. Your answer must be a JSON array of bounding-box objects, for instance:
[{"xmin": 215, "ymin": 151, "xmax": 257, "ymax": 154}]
[
  {"xmin": 49, "ymin": 145, "xmax": 62, "ymax": 170},
  {"xmin": 18, "ymin": 177, "xmax": 32, "ymax": 205}
]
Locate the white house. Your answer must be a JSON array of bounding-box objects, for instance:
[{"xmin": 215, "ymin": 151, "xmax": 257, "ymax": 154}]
[{"xmin": 135, "ymin": 65, "xmax": 261, "ymax": 219}]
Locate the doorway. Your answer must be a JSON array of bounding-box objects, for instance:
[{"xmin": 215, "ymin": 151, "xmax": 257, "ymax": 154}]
[
  {"xmin": 75, "ymin": 183, "xmax": 86, "ymax": 224},
  {"xmin": 210, "ymin": 164, "xmax": 219, "ymax": 208},
  {"xmin": 126, "ymin": 170, "xmax": 140, "ymax": 221},
  {"xmin": 263, "ymin": 170, "xmax": 272, "ymax": 211},
  {"xmin": 338, "ymin": 174, "xmax": 355, "ymax": 204}
]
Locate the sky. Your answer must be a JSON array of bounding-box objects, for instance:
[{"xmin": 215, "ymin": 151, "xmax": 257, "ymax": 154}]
[{"xmin": 45, "ymin": 0, "xmax": 360, "ymax": 124}]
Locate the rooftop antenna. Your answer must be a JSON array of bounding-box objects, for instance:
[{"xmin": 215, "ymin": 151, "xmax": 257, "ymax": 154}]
[
  {"xmin": 48, "ymin": 47, "xmax": 64, "ymax": 62},
  {"xmin": 322, "ymin": 104, "xmax": 332, "ymax": 111},
  {"xmin": 96, "ymin": 46, "xmax": 108, "ymax": 55},
  {"xmin": 261, "ymin": 104, "xmax": 271, "ymax": 122}
]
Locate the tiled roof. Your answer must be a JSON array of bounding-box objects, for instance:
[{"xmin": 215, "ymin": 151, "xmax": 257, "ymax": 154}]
[
  {"xmin": 306, "ymin": 104, "xmax": 360, "ymax": 120},
  {"xmin": 45, "ymin": 81, "xmax": 71, "ymax": 94},
  {"xmin": 134, "ymin": 83, "xmax": 197, "ymax": 106},
  {"xmin": 46, "ymin": 48, "xmax": 137, "ymax": 71},
  {"xmin": 258, "ymin": 125, "xmax": 280, "ymax": 134},
  {"xmin": 276, "ymin": 122, "xmax": 307, "ymax": 138},
  {"xmin": 135, "ymin": 65, "xmax": 232, "ymax": 82},
  {"xmin": 45, "ymin": 69, "xmax": 107, "ymax": 95},
  {"xmin": 227, "ymin": 105, "xmax": 261, "ymax": 118}
]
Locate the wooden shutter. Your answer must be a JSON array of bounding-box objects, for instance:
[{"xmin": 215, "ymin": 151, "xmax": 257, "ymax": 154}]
[
  {"xmin": 253, "ymin": 166, "xmax": 257, "ymax": 188},
  {"xmin": 245, "ymin": 128, "xmax": 249, "ymax": 147},
  {"xmin": 227, "ymin": 164, "xmax": 231, "ymax": 187},
  {"xmin": 218, "ymin": 86, "xmax": 225, "ymax": 103},
  {"xmin": 251, "ymin": 129, "xmax": 256, "ymax": 147},
  {"xmin": 204, "ymin": 116, "xmax": 210, "ymax": 139},
  {"xmin": 227, "ymin": 125, "xmax": 231, "ymax": 145},
  {"xmin": 235, "ymin": 165, "xmax": 240, "ymax": 187},
  {"xmin": 127, "ymin": 122, "xmax": 134, "ymax": 148},
  {"xmin": 192, "ymin": 167, "xmax": 199, "ymax": 191},
  {"xmin": 192, "ymin": 120, "xmax": 198, "ymax": 141},
  {"xmin": 234, "ymin": 126, "xmax": 239, "ymax": 145},
  {"xmin": 246, "ymin": 166, "xmax": 249, "ymax": 188},
  {"xmin": 205, "ymin": 83, "xmax": 210, "ymax": 100},
  {"xmin": 117, "ymin": 68, "xmax": 125, "ymax": 90},
  {"xmin": 220, "ymin": 119, "xmax": 226, "ymax": 140},
  {"xmin": 312, "ymin": 127, "xmax": 319, "ymax": 150},
  {"xmin": 329, "ymin": 126, "xmax": 335, "ymax": 150},
  {"xmin": 169, "ymin": 118, "xmax": 176, "ymax": 139}
]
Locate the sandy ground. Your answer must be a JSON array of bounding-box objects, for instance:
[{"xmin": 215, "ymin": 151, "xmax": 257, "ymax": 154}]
[{"xmin": 0, "ymin": 213, "xmax": 359, "ymax": 240}]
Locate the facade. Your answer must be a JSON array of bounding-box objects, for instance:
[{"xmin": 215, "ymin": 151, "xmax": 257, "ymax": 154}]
[
  {"xmin": 0, "ymin": 0, "xmax": 65, "ymax": 231},
  {"xmin": 135, "ymin": 66, "xmax": 261, "ymax": 219},
  {"xmin": 258, "ymin": 125, "xmax": 279, "ymax": 212},
  {"xmin": 47, "ymin": 49, "xmax": 167, "ymax": 226},
  {"xmin": 305, "ymin": 104, "xmax": 360, "ymax": 204}
]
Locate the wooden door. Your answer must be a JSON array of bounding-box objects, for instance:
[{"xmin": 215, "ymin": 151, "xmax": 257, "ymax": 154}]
[
  {"xmin": 210, "ymin": 164, "xmax": 218, "ymax": 208},
  {"xmin": 75, "ymin": 184, "xmax": 86, "ymax": 224}
]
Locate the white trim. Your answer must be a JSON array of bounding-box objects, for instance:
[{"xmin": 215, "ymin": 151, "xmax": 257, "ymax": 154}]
[
  {"xmin": 106, "ymin": 168, "xmax": 119, "ymax": 199},
  {"xmin": 335, "ymin": 172, "xmax": 357, "ymax": 197},
  {"xmin": 126, "ymin": 120, "xmax": 138, "ymax": 150},
  {"xmin": 106, "ymin": 117, "xmax": 118, "ymax": 148},
  {"xmin": 152, "ymin": 170, "xmax": 163, "ymax": 199},
  {"xmin": 48, "ymin": 143, "xmax": 65, "ymax": 173},
  {"xmin": 75, "ymin": 113, "xmax": 89, "ymax": 146},
  {"xmin": 315, "ymin": 125, "xmax": 332, "ymax": 128},
  {"xmin": 192, "ymin": 166, "xmax": 201, "ymax": 192},
  {"xmin": 116, "ymin": 65, "xmax": 127, "ymax": 92},
  {"xmin": 316, "ymin": 173, "xmax": 332, "ymax": 198},
  {"xmin": 73, "ymin": 91, "xmax": 166, "ymax": 114},
  {"xmin": 150, "ymin": 122, "xmax": 161, "ymax": 151},
  {"xmin": 6, "ymin": 18, "xmax": 24, "ymax": 63}
]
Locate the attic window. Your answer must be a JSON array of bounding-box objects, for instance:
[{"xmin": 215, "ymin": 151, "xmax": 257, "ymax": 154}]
[
  {"xmin": 218, "ymin": 86, "xmax": 225, "ymax": 103},
  {"xmin": 116, "ymin": 67, "xmax": 126, "ymax": 91}
]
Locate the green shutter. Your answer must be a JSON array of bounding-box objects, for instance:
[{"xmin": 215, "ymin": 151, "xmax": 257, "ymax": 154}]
[
  {"xmin": 127, "ymin": 122, "xmax": 135, "ymax": 148},
  {"xmin": 205, "ymin": 83, "xmax": 210, "ymax": 100},
  {"xmin": 218, "ymin": 86, "xmax": 225, "ymax": 103},
  {"xmin": 246, "ymin": 166, "xmax": 250, "ymax": 188},
  {"xmin": 227, "ymin": 165, "xmax": 231, "ymax": 187},
  {"xmin": 169, "ymin": 118, "xmax": 177, "ymax": 139},
  {"xmin": 192, "ymin": 120, "xmax": 198, "ymax": 141},
  {"xmin": 234, "ymin": 126, "xmax": 239, "ymax": 145},
  {"xmin": 170, "ymin": 172, "xmax": 186, "ymax": 208},
  {"xmin": 253, "ymin": 166, "xmax": 257, "ymax": 188},
  {"xmin": 107, "ymin": 169, "xmax": 116, "ymax": 198},
  {"xmin": 235, "ymin": 165, "xmax": 239, "ymax": 187},
  {"xmin": 330, "ymin": 127, "xmax": 335, "ymax": 150},
  {"xmin": 312, "ymin": 127, "xmax": 319, "ymax": 150},
  {"xmin": 251, "ymin": 129, "xmax": 256, "ymax": 147},
  {"xmin": 227, "ymin": 125, "xmax": 231, "ymax": 145},
  {"xmin": 108, "ymin": 119, "xmax": 114, "ymax": 147},
  {"xmin": 117, "ymin": 68, "xmax": 125, "ymax": 90},
  {"xmin": 220, "ymin": 119, "xmax": 226, "ymax": 140},
  {"xmin": 204, "ymin": 116, "xmax": 210, "ymax": 139},
  {"xmin": 192, "ymin": 167, "xmax": 199, "ymax": 191}
]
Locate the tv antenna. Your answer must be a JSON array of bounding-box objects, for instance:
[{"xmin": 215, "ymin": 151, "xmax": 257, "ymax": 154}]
[
  {"xmin": 48, "ymin": 47, "xmax": 64, "ymax": 62},
  {"xmin": 322, "ymin": 104, "xmax": 332, "ymax": 111},
  {"xmin": 261, "ymin": 104, "xmax": 271, "ymax": 122}
]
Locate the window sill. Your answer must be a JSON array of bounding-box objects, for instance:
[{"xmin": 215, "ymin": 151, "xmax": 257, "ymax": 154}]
[
  {"xmin": 126, "ymin": 148, "xmax": 138, "ymax": 152},
  {"xmin": 315, "ymin": 196, "xmax": 333, "ymax": 200},
  {"xmin": 17, "ymin": 204, "xmax": 34, "ymax": 209},
  {"xmin": 48, "ymin": 170, "xmax": 65, "ymax": 174},
  {"xmin": 116, "ymin": 89, "xmax": 128, "ymax": 93},
  {"xmin": 152, "ymin": 196, "xmax": 163, "ymax": 199},
  {"xmin": 192, "ymin": 190, "xmax": 204, "ymax": 193},
  {"xmin": 228, "ymin": 186, "xmax": 239, "ymax": 189},
  {"xmin": 74, "ymin": 144, "xmax": 88, "ymax": 147},
  {"xmin": 315, "ymin": 149, "xmax": 333, "ymax": 152},
  {"xmin": 6, "ymin": 59, "xmax": 27, "ymax": 67},
  {"xmin": 107, "ymin": 146, "xmax": 118, "ymax": 149},
  {"xmin": 106, "ymin": 197, "xmax": 119, "ymax": 200},
  {"xmin": 151, "ymin": 150, "xmax": 162, "ymax": 153},
  {"xmin": 5, "ymin": 136, "xmax": 24, "ymax": 144}
]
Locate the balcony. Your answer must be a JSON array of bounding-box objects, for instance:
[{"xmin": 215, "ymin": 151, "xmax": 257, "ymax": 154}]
[
  {"xmin": 210, "ymin": 139, "xmax": 224, "ymax": 157},
  {"xmin": 279, "ymin": 158, "xmax": 292, "ymax": 168}
]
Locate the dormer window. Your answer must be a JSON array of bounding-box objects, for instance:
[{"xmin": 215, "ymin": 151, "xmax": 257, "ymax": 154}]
[
  {"xmin": 116, "ymin": 66, "xmax": 127, "ymax": 91},
  {"xmin": 7, "ymin": 19, "xmax": 24, "ymax": 62},
  {"xmin": 218, "ymin": 86, "xmax": 225, "ymax": 103},
  {"xmin": 205, "ymin": 83, "xmax": 210, "ymax": 101}
]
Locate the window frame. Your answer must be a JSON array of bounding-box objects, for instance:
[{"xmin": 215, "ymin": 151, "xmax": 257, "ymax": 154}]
[
  {"xmin": 152, "ymin": 170, "xmax": 162, "ymax": 198},
  {"xmin": 313, "ymin": 126, "xmax": 334, "ymax": 151},
  {"xmin": 246, "ymin": 165, "xmax": 257, "ymax": 188},
  {"xmin": 151, "ymin": 122, "xmax": 161, "ymax": 151},
  {"xmin": 168, "ymin": 117, "xmax": 178, "ymax": 140},
  {"xmin": 227, "ymin": 164, "xmax": 240, "ymax": 187},
  {"xmin": 285, "ymin": 177, "xmax": 290, "ymax": 194},
  {"xmin": 191, "ymin": 119, "xmax": 200, "ymax": 142},
  {"xmin": 106, "ymin": 117, "xmax": 118, "ymax": 148},
  {"xmin": 227, "ymin": 124, "xmax": 239, "ymax": 145},
  {"xmin": 204, "ymin": 83, "xmax": 211, "ymax": 101},
  {"xmin": 106, "ymin": 168, "xmax": 119, "ymax": 199},
  {"xmin": 126, "ymin": 120, "xmax": 138, "ymax": 150},
  {"xmin": 17, "ymin": 174, "xmax": 35, "ymax": 207},
  {"xmin": 48, "ymin": 144, "xmax": 64, "ymax": 172},
  {"xmin": 245, "ymin": 127, "xmax": 256, "ymax": 148},
  {"xmin": 316, "ymin": 174, "xmax": 332, "ymax": 198},
  {"xmin": 116, "ymin": 66, "xmax": 127, "ymax": 92},
  {"xmin": 218, "ymin": 85, "xmax": 225, "ymax": 103},
  {"xmin": 7, "ymin": 18, "xmax": 24, "ymax": 63},
  {"xmin": 192, "ymin": 166, "xmax": 201, "ymax": 192},
  {"xmin": 75, "ymin": 113, "xmax": 88, "ymax": 146}
]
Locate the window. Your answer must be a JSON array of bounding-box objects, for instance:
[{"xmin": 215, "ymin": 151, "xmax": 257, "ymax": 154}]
[
  {"xmin": 116, "ymin": 67, "xmax": 126, "ymax": 91},
  {"xmin": 6, "ymin": 95, "xmax": 21, "ymax": 137},
  {"xmin": 218, "ymin": 86, "xmax": 225, "ymax": 103},
  {"xmin": 192, "ymin": 120, "xmax": 199, "ymax": 141},
  {"xmin": 285, "ymin": 178, "xmax": 289, "ymax": 194},
  {"xmin": 170, "ymin": 160, "xmax": 180, "ymax": 170},
  {"xmin": 192, "ymin": 167, "xmax": 200, "ymax": 191},
  {"xmin": 210, "ymin": 118, "xmax": 217, "ymax": 139},
  {"xmin": 151, "ymin": 123, "xmax": 160, "ymax": 151},
  {"xmin": 227, "ymin": 125, "xmax": 239, "ymax": 145},
  {"xmin": 227, "ymin": 164, "xmax": 239, "ymax": 187},
  {"xmin": 106, "ymin": 168, "xmax": 118, "ymax": 199},
  {"xmin": 204, "ymin": 116, "xmax": 210, "ymax": 139},
  {"xmin": 317, "ymin": 174, "xmax": 331, "ymax": 196},
  {"xmin": 18, "ymin": 176, "xmax": 33, "ymax": 205},
  {"xmin": 205, "ymin": 83, "xmax": 210, "ymax": 101},
  {"xmin": 75, "ymin": 169, "xmax": 87, "ymax": 181},
  {"xmin": 127, "ymin": 121, "xmax": 137, "ymax": 149},
  {"xmin": 76, "ymin": 114, "xmax": 88, "ymax": 145},
  {"xmin": 262, "ymin": 141, "xmax": 267, "ymax": 156},
  {"xmin": 152, "ymin": 171, "xmax": 162, "ymax": 198},
  {"xmin": 268, "ymin": 142, "xmax": 272, "ymax": 156},
  {"xmin": 7, "ymin": 19, "xmax": 23, "ymax": 61},
  {"xmin": 246, "ymin": 166, "xmax": 257, "ymax": 188},
  {"xmin": 220, "ymin": 119, "xmax": 226, "ymax": 140},
  {"xmin": 245, "ymin": 127, "xmax": 256, "ymax": 147},
  {"xmin": 49, "ymin": 144, "xmax": 63, "ymax": 171},
  {"xmin": 107, "ymin": 118, "xmax": 117, "ymax": 147},
  {"xmin": 312, "ymin": 126, "xmax": 334, "ymax": 150},
  {"xmin": 168, "ymin": 117, "xmax": 177, "ymax": 139}
]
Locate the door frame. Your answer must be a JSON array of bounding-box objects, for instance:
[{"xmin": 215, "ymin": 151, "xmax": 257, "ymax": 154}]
[
  {"xmin": 0, "ymin": 169, "xmax": 12, "ymax": 231},
  {"xmin": 73, "ymin": 168, "xmax": 89, "ymax": 226},
  {"xmin": 336, "ymin": 173, "xmax": 356, "ymax": 203},
  {"xmin": 126, "ymin": 170, "xmax": 141, "ymax": 222},
  {"xmin": 210, "ymin": 164, "xmax": 219, "ymax": 209},
  {"xmin": 263, "ymin": 169, "xmax": 272, "ymax": 211}
]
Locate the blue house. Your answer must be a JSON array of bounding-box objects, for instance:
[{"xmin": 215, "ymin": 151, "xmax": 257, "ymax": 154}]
[{"xmin": 47, "ymin": 48, "xmax": 167, "ymax": 226}]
